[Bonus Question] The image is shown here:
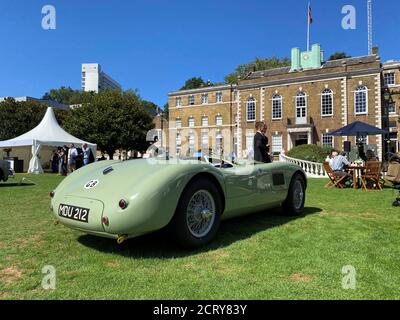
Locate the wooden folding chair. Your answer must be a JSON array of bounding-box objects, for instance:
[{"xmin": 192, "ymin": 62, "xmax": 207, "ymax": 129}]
[
  {"xmin": 323, "ymin": 162, "xmax": 347, "ymax": 189},
  {"xmin": 361, "ymin": 161, "xmax": 383, "ymax": 191}
]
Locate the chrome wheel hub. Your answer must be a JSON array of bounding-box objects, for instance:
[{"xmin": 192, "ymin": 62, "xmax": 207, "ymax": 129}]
[{"xmin": 186, "ymin": 190, "xmax": 216, "ymax": 238}]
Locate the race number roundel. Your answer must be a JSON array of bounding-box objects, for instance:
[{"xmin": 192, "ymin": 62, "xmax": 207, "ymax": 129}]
[{"xmin": 84, "ymin": 180, "xmax": 99, "ymax": 189}]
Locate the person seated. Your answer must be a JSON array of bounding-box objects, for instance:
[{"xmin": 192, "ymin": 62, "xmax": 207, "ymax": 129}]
[
  {"xmin": 330, "ymin": 150, "xmax": 352, "ymax": 179},
  {"xmin": 366, "ymin": 149, "xmax": 378, "ymax": 162}
]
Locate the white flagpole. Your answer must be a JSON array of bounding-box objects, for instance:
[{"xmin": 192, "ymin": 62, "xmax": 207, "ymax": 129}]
[{"xmin": 307, "ymin": 2, "xmax": 310, "ymax": 51}]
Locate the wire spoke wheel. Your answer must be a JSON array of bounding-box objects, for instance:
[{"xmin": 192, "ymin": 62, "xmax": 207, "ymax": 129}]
[
  {"xmin": 293, "ymin": 180, "xmax": 304, "ymax": 210},
  {"xmin": 186, "ymin": 190, "xmax": 216, "ymax": 238}
]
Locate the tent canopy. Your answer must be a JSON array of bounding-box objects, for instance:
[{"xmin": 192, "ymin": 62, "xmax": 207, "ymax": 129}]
[
  {"xmin": 0, "ymin": 107, "xmax": 96, "ymax": 173},
  {"xmin": 329, "ymin": 121, "xmax": 388, "ymax": 137}
]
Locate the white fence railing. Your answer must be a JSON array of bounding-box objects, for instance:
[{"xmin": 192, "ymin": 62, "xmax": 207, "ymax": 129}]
[{"xmin": 280, "ymin": 154, "xmax": 327, "ymax": 178}]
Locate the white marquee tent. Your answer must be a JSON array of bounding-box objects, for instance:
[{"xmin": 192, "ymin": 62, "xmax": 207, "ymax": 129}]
[{"xmin": 0, "ymin": 107, "xmax": 97, "ymax": 174}]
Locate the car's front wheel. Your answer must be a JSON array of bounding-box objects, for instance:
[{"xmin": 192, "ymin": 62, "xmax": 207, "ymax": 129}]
[
  {"xmin": 171, "ymin": 178, "xmax": 222, "ymax": 249},
  {"xmin": 282, "ymin": 173, "xmax": 306, "ymax": 216}
]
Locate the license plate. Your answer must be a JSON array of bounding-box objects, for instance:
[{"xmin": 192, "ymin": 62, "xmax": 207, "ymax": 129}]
[{"xmin": 58, "ymin": 204, "xmax": 90, "ymax": 223}]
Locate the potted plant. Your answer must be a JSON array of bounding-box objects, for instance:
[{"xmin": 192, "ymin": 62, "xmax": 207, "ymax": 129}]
[{"xmin": 3, "ymin": 148, "xmax": 12, "ymax": 158}]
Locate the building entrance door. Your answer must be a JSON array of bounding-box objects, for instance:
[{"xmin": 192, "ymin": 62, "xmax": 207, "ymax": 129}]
[{"xmin": 295, "ymin": 133, "xmax": 309, "ymax": 147}]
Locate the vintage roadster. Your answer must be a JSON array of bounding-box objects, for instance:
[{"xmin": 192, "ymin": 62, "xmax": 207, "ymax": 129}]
[{"xmin": 50, "ymin": 157, "xmax": 307, "ymax": 248}]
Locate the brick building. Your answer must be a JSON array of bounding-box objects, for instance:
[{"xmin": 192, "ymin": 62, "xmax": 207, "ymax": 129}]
[{"xmin": 167, "ymin": 45, "xmax": 400, "ymax": 160}]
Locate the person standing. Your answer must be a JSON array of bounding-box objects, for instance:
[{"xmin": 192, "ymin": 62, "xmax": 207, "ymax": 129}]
[
  {"xmin": 82, "ymin": 144, "xmax": 91, "ymax": 166},
  {"xmin": 253, "ymin": 122, "xmax": 271, "ymax": 163},
  {"xmin": 51, "ymin": 150, "xmax": 59, "ymax": 173},
  {"xmin": 68, "ymin": 144, "xmax": 78, "ymax": 173}
]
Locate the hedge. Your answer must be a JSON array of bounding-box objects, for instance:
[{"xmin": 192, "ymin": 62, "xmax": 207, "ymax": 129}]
[{"xmin": 287, "ymin": 144, "xmax": 332, "ymax": 163}]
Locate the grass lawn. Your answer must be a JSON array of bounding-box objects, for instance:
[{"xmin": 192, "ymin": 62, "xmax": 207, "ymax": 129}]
[{"xmin": 0, "ymin": 173, "xmax": 399, "ymax": 300}]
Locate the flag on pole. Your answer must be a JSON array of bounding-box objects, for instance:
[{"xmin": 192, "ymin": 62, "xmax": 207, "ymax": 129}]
[{"xmin": 308, "ymin": 2, "xmax": 313, "ymax": 24}]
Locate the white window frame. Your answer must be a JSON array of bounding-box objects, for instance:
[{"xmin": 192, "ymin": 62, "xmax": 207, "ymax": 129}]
[
  {"xmin": 188, "ymin": 133, "xmax": 195, "ymax": 154},
  {"xmin": 271, "ymin": 94, "xmax": 282, "ymax": 120},
  {"xmin": 216, "ymin": 115, "xmax": 223, "ymax": 126},
  {"xmin": 246, "ymin": 97, "xmax": 256, "ymax": 122},
  {"xmin": 389, "ymin": 120, "xmax": 397, "ymax": 129},
  {"xmin": 188, "ymin": 117, "xmax": 195, "ymax": 127},
  {"xmin": 354, "ymin": 86, "xmax": 368, "ymax": 115},
  {"xmin": 384, "ymin": 73, "xmax": 396, "ymax": 87},
  {"xmin": 175, "ymin": 118, "xmax": 182, "ymax": 128},
  {"xmin": 215, "ymin": 130, "xmax": 223, "ymax": 152},
  {"xmin": 176, "ymin": 97, "xmax": 182, "ymax": 107},
  {"xmin": 201, "ymin": 93, "xmax": 209, "ymax": 105},
  {"xmin": 176, "ymin": 132, "xmax": 182, "ymax": 147},
  {"xmin": 296, "ymin": 91, "xmax": 307, "ymax": 120},
  {"xmin": 216, "ymin": 92, "xmax": 223, "ymax": 103},
  {"xmin": 188, "ymin": 95, "xmax": 195, "ymax": 105},
  {"xmin": 322, "ymin": 134, "xmax": 334, "ymax": 148},
  {"xmin": 272, "ymin": 134, "xmax": 283, "ymax": 154},
  {"xmin": 246, "ymin": 135, "xmax": 254, "ymax": 157},
  {"xmin": 388, "ymin": 102, "xmax": 396, "ymax": 114},
  {"xmin": 201, "ymin": 132, "xmax": 209, "ymax": 150},
  {"xmin": 321, "ymin": 89, "xmax": 333, "ymax": 117},
  {"xmin": 201, "ymin": 116, "xmax": 209, "ymax": 127}
]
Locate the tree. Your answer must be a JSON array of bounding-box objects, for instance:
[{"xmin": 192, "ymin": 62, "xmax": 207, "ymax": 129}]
[
  {"xmin": 180, "ymin": 77, "xmax": 212, "ymax": 90},
  {"xmin": 62, "ymin": 90, "xmax": 155, "ymax": 157},
  {"xmin": 0, "ymin": 98, "xmax": 47, "ymax": 141},
  {"xmin": 328, "ymin": 52, "xmax": 351, "ymax": 61},
  {"xmin": 225, "ymin": 57, "xmax": 291, "ymax": 84},
  {"xmin": 42, "ymin": 86, "xmax": 76, "ymax": 104},
  {"xmin": 141, "ymin": 100, "xmax": 159, "ymax": 117},
  {"xmin": 0, "ymin": 98, "xmax": 70, "ymax": 142},
  {"xmin": 42, "ymin": 87, "xmax": 96, "ymax": 105},
  {"xmin": 163, "ymin": 103, "xmax": 169, "ymax": 120}
]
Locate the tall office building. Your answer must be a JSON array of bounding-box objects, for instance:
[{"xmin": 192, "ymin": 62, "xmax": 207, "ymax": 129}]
[{"xmin": 81, "ymin": 63, "xmax": 121, "ymax": 93}]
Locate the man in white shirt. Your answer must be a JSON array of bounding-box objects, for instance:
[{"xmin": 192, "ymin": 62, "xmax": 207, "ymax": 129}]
[
  {"xmin": 68, "ymin": 144, "xmax": 78, "ymax": 173},
  {"xmin": 330, "ymin": 150, "xmax": 351, "ymax": 179}
]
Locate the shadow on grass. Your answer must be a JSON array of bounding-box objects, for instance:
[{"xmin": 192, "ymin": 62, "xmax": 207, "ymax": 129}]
[
  {"xmin": 0, "ymin": 182, "xmax": 36, "ymax": 187},
  {"xmin": 78, "ymin": 206, "xmax": 322, "ymax": 259}
]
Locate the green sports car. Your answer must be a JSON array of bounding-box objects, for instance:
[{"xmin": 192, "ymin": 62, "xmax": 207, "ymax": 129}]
[{"xmin": 50, "ymin": 156, "xmax": 307, "ymax": 248}]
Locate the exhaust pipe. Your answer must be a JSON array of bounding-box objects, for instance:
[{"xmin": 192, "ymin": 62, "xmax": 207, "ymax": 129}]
[{"xmin": 117, "ymin": 234, "xmax": 128, "ymax": 244}]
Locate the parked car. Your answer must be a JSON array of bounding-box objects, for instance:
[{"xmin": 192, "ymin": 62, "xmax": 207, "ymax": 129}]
[
  {"xmin": 0, "ymin": 160, "xmax": 15, "ymax": 182},
  {"xmin": 50, "ymin": 157, "xmax": 307, "ymax": 248}
]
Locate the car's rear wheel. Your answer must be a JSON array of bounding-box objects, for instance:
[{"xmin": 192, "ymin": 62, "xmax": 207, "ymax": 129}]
[
  {"xmin": 282, "ymin": 173, "xmax": 306, "ymax": 216},
  {"xmin": 171, "ymin": 178, "xmax": 222, "ymax": 249}
]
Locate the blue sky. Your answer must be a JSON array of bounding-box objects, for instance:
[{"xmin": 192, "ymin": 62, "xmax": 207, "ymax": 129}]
[{"xmin": 0, "ymin": 0, "xmax": 399, "ymax": 106}]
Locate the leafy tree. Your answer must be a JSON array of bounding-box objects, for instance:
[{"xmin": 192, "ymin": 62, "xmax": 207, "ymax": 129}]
[
  {"xmin": 69, "ymin": 91, "xmax": 96, "ymax": 105},
  {"xmin": 328, "ymin": 52, "xmax": 351, "ymax": 61},
  {"xmin": 0, "ymin": 98, "xmax": 71, "ymax": 141},
  {"xmin": 180, "ymin": 77, "xmax": 212, "ymax": 90},
  {"xmin": 163, "ymin": 103, "xmax": 169, "ymax": 120},
  {"xmin": 42, "ymin": 87, "xmax": 96, "ymax": 105},
  {"xmin": 62, "ymin": 90, "xmax": 155, "ymax": 157},
  {"xmin": 141, "ymin": 100, "xmax": 159, "ymax": 117},
  {"xmin": 225, "ymin": 57, "xmax": 291, "ymax": 84},
  {"xmin": 0, "ymin": 98, "xmax": 47, "ymax": 141},
  {"xmin": 42, "ymin": 86, "xmax": 76, "ymax": 104}
]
